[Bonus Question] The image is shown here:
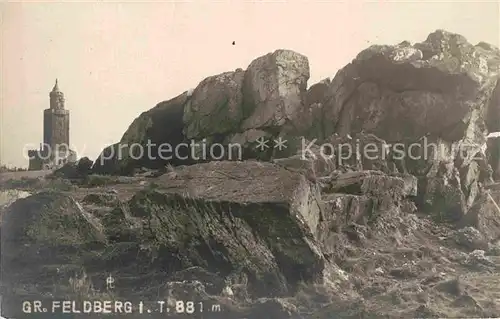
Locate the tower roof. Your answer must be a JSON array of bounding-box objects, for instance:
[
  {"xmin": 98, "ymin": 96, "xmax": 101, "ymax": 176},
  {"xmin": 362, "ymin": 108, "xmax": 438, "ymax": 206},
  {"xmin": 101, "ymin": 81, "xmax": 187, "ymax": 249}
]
[{"xmin": 51, "ymin": 79, "xmax": 60, "ymax": 93}]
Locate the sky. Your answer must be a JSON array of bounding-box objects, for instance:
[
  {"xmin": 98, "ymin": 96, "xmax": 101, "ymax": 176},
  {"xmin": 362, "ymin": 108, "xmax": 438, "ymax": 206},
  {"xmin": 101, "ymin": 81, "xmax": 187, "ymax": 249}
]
[{"xmin": 1, "ymin": 1, "xmax": 499, "ymax": 168}]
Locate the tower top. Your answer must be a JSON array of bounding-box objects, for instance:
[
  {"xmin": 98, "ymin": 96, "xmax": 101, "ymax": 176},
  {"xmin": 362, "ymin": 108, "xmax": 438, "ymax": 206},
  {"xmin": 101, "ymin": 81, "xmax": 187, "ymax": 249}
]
[
  {"xmin": 49, "ymin": 78, "xmax": 65, "ymax": 109},
  {"xmin": 51, "ymin": 79, "xmax": 60, "ymax": 93}
]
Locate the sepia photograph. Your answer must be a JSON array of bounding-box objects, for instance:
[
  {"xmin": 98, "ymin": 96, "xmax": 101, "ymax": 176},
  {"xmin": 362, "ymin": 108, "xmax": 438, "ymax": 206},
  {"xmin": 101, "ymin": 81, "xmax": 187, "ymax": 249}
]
[{"xmin": 1, "ymin": 1, "xmax": 499, "ymax": 318}]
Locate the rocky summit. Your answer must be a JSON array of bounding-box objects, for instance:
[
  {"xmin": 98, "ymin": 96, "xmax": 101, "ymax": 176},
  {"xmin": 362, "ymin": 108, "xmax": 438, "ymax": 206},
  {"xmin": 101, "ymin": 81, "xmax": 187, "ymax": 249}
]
[{"xmin": 2, "ymin": 30, "xmax": 500, "ymax": 318}]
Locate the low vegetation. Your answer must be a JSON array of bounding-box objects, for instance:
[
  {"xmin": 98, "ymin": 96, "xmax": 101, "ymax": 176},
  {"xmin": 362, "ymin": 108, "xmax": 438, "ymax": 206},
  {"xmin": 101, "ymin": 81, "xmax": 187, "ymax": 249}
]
[{"xmin": 0, "ymin": 164, "xmax": 27, "ymax": 173}]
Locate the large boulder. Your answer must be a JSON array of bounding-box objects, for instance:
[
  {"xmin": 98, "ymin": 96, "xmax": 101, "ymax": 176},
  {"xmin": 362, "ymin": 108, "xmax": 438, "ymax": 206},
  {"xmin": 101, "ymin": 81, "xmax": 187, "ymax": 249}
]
[
  {"xmin": 230, "ymin": 49, "xmax": 312, "ymax": 159},
  {"xmin": 183, "ymin": 69, "xmax": 246, "ymax": 140},
  {"xmin": 144, "ymin": 160, "xmax": 326, "ymax": 296},
  {"xmin": 53, "ymin": 156, "xmax": 93, "ymax": 179},
  {"xmin": 240, "ymin": 49, "xmax": 309, "ymax": 131}
]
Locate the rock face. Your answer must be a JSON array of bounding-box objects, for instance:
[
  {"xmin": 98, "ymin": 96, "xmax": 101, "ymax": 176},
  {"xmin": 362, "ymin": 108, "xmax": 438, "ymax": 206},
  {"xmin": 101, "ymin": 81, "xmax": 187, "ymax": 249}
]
[
  {"xmin": 323, "ymin": 32, "xmax": 500, "ymax": 142},
  {"xmin": 132, "ymin": 161, "xmax": 326, "ymax": 296},
  {"xmin": 183, "ymin": 70, "xmax": 245, "ymax": 140},
  {"xmin": 240, "ymin": 50, "xmax": 309, "ymax": 131},
  {"xmin": 92, "ymin": 92, "xmax": 190, "ymax": 175},
  {"xmin": 459, "ymin": 189, "xmax": 500, "ymax": 242},
  {"xmin": 314, "ymin": 30, "xmax": 500, "ymax": 219}
]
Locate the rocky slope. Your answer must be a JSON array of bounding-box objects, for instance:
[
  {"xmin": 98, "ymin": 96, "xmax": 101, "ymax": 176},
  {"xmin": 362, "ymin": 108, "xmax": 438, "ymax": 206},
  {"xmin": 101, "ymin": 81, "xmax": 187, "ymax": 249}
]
[{"xmin": 2, "ymin": 30, "xmax": 500, "ymax": 318}]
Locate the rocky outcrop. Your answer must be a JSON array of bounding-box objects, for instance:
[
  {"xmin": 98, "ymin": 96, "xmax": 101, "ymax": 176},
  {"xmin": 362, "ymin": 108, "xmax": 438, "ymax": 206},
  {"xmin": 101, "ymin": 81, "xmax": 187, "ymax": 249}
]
[
  {"xmin": 92, "ymin": 50, "xmax": 314, "ymax": 174},
  {"xmin": 314, "ymin": 30, "xmax": 500, "ymax": 219},
  {"xmin": 13, "ymin": 30, "xmax": 500, "ymax": 318},
  {"xmin": 323, "ymin": 33, "xmax": 500, "ymax": 141},
  {"xmin": 91, "ymin": 30, "xmax": 500, "ymax": 223}
]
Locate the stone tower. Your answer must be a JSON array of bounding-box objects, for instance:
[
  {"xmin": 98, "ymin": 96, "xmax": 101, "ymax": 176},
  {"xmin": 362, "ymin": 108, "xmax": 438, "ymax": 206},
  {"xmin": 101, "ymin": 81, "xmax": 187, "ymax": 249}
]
[
  {"xmin": 43, "ymin": 79, "xmax": 70, "ymax": 150},
  {"xmin": 28, "ymin": 79, "xmax": 76, "ymax": 170}
]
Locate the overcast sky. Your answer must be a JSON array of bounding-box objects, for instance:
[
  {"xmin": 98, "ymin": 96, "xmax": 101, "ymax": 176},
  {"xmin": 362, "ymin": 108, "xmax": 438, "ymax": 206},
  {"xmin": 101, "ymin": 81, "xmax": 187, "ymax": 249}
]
[{"xmin": 1, "ymin": 1, "xmax": 499, "ymax": 168}]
